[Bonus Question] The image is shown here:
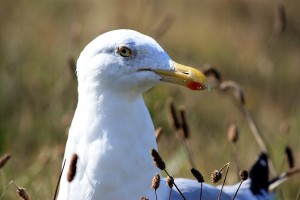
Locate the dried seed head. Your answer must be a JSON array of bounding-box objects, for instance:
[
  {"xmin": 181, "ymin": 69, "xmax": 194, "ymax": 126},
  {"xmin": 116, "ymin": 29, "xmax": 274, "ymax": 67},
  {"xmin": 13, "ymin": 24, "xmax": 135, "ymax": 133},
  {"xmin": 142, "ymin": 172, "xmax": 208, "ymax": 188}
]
[
  {"xmin": 150, "ymin": 149, "xmax": 166, "ymax": 170},
  {"xmin": 166, "ymin": 176, "xmax": 174, "ymax": 188},
  {"xmin": 285, "ymin": 146, "xmax": 294, "ymax": 168},
  {"xmin": 227, "ymin": 123, "xmax": 239, "ymax": 143},
  {"xmin": 211, "ymin": 170, "xmax": 222, "ymax": 183},
  {"xmin": 274, "ymin": 2, "xmax": 286, "ymax": 35},
  {"xmin": 239, "ymin": 170, "xmax": 249, "ymax": 181},
  {"xmin": 191, "ymin": 168, "xmax": 204, "ymax": 183},
  {"xmin": 0, "ymin": 154, "xmax": 11, "ymax": 168},
  {"xmin": 179, "ymin": 107, "xmax": 189, "ymax": 139},
  {"xmin": 17, "ymin": 188, "xmax": 30, "ymax": 200},
  {"xmin": 155, "ymin": 127, "xmax": 164, "ymax": 142},
  {"xmin": 203, "ymin": 64, "xmax": 222, "ymax": 84},
  {"xmin": 152, "ymin": 173, "xmax": 160, "ymax": 190},
  {"xmin": 67, "ymin": 153, "xmax": 78, "ymax": 182},
  {"xmin": 167, "ymin": 100, "xmax": 180, "ymax": 130},
  {"xmin": 219, "ymin": 81, "xmax": 245, "ymax": 105}
]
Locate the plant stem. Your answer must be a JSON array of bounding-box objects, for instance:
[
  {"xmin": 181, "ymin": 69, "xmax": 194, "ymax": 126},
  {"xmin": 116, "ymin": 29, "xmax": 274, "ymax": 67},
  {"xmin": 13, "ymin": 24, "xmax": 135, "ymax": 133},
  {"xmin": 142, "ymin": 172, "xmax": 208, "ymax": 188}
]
[
  {"xmin": 218, "ymin": 163, "xmax": 230, "ymax": 200},
  {"xmin": 53, "ymin": 159, "xmax": 66, "ymax": 200},
  {"xmin": 164, "ymin": 170, "xmax": 186, "ymax": 200},
  {"xmin": 232, "ymin": 181, "xmax": 243, "ymax": 200}
]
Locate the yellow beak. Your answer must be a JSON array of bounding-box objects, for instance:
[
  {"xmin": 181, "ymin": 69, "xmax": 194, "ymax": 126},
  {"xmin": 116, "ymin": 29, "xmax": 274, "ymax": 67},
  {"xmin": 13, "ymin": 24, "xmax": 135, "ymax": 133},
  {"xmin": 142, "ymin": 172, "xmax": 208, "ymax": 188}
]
[{"xmin": 152, "ymin": 62, "xmax": 209, "ymax": 91}]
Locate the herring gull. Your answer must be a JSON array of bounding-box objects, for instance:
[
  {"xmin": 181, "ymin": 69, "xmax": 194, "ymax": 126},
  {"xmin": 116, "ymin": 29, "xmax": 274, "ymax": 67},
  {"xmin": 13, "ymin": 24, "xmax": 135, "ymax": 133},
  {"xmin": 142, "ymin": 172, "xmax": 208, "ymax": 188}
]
[{"xmin": 56, "ymin": 29, "xmax": 273, "ymax": 200}]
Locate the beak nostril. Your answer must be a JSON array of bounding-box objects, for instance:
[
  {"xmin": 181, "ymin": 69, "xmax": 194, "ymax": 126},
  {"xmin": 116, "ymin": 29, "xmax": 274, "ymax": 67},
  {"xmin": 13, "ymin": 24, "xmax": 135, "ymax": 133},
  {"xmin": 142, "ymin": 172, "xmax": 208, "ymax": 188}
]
[{"xmin": 137, "ymin": 68, "xmax": 152, "ymax": 72}]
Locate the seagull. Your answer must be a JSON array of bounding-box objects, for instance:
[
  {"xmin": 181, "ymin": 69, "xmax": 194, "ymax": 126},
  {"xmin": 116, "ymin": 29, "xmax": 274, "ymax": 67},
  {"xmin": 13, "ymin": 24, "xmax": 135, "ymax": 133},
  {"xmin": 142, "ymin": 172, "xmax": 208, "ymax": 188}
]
[{"xmin": 56, "ymin": 29, "xmax": 272, "ymax": 200}]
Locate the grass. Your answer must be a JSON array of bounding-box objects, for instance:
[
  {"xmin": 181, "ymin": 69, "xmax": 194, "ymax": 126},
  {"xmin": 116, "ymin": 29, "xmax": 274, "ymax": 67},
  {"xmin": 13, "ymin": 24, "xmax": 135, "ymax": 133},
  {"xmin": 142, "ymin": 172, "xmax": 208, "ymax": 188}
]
[{"xmin": 0, "ymin": 0, "xmax": 300, "ymax": 199}]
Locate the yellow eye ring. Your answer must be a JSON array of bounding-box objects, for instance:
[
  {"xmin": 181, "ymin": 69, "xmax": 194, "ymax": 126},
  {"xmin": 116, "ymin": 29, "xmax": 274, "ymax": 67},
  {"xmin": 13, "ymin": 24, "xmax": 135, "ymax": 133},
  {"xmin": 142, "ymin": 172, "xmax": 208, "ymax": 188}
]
[{"xmin": 117, "ymin": 46, "xmax": 133, "ymax": 57}]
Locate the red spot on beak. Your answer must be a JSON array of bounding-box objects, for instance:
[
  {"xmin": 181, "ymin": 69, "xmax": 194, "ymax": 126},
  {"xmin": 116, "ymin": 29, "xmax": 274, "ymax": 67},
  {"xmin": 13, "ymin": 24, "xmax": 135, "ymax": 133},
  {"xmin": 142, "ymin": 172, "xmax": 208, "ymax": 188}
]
[{"xmin": 187, "ymin": 81, "xmax": 205, "ymax": 90}]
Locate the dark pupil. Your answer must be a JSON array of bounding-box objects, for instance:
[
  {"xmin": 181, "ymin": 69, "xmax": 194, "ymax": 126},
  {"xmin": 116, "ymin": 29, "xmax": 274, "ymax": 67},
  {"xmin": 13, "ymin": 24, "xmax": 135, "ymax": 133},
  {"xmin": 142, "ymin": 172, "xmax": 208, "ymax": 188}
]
[{"xmin": 121, "ymin": 49, "xmax": 127, "ymax": 54}]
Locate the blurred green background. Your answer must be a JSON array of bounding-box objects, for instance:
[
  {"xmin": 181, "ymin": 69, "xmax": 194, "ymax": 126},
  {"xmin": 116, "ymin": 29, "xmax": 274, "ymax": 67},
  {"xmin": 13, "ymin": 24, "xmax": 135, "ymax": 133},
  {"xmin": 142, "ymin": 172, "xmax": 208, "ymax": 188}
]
[{"xmin": 0, "ymin": 0, "xmax": 299, "ymax": 199}]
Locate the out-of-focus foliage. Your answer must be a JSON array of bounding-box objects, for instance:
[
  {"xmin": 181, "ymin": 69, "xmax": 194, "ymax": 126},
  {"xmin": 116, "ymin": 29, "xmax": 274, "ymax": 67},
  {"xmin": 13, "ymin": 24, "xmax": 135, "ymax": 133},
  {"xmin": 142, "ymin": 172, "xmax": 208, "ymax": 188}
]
[{"xmin": 0, "ymin": 0, "xmax": 299, "ymax": 199}]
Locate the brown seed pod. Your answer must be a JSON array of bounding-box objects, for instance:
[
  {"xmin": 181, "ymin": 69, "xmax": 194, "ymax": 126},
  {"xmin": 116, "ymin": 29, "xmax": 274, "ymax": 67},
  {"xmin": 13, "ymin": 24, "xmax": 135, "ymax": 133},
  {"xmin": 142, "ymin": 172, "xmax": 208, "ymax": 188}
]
[
  {"xmin": 191, "ymin": 168, "xmax": 204, "ymax": 183},
  {"xmin": 227, "ymin": 123, "xmax": 239, "ymax": 143},
  {"xmin": 17, "ymin": 187, "xmax": 30, "ymax": 200},
  {"xmin": 167, "ymin": 99, "xmax": 180, "ymax": 130},
  {"xmin": 155, "ymin": 127, "xmax": 164, "ymax": 142},
  {"xmin": 0, "ymin": 154, "xmax": 11, "ymax": 168},
  {"xmin": 179, "ymin": 107, "xmax": 189, "ymax": 139},
  {"xmin": 67, "ymin": 154, "xmax": 78, "ymax": 182},
  {"xmin": 150, "ymin": 149, "xmax": 166, "ymax": 170},
  {"xmin": 211, "ymin": 170, "xmax": 222, "ymax": 183},
  {"xmin": 239, "ymin": 170, "xmax": 249, "ymax": 181},
  {"xmin": 166, "ymin": 176, "xmax": 174, "ymax": 188},
  {"xmin": 152, "ymin": 173, "xmax": 160, "ymax": 190}
]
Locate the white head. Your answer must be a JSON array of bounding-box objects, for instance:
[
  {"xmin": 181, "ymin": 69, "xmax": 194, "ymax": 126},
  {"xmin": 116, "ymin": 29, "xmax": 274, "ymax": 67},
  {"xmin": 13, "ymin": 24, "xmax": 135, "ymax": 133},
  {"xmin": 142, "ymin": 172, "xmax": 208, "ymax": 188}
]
[{"xmin": 76, "ymin": 29, "xmax": 208, "ymax": 96}]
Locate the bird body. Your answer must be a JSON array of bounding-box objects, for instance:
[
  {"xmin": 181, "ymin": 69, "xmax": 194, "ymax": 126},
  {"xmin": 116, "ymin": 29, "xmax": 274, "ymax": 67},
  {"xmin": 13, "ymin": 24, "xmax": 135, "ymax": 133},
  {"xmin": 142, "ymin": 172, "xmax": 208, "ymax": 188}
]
[
  {"xmin": 57, "ymin": 29, "xmax": 272, "ymax": 200},
  {"xmin": 57, "ymin": 29, "xmax": 193, "ymax": 200},
  {"xmin": 59, "ymin": 93, "xmax": 164, "ymax": 199}
]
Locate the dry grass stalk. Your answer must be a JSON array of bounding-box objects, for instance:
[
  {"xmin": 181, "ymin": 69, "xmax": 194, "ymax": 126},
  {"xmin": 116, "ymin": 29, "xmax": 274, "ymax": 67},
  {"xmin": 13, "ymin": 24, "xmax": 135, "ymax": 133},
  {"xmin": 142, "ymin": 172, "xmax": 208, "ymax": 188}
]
[
  {"xmin": 232, "ymin": 170, "xmax": 248, "ymax": 200},
  {"xmin": 202, "ymin": 65, "xmax": 222, "ymax": 87},
  {"xmin": 165, "ymin": 174, "xmax": 186, "ymax": 200},
  {"xmin": 211, "ymin": 163, "xmax": 230, "ymax": 200},
  {"xmin": 219, "ymin": 80, "xmax": 277, "ymax": 176},
  {"xmin": 0, "ymin": 154, "xmax": 11, "ymax": 169},
  {"xmin": 296, "ymin": 187, "xmax": 300, "ymax": 200},
  {"xmin": 219, "ymin": 81, "xmax": 245, "ymax": 105},
  {"xmin": 150, "ymin": 149, "xmax": 186, "ymax": 200},
  {"xmin": 152, "ymin": 173, "xmax": 160, "ymax": 200},
  {"xmin": 0, "ymin": 181, "xmax": 10, "ymax": 200},
  {"xmin": 167, "ymin": 100, "xmax": 180, "ymax": 131},
  {"xmin": 274, "ymin": 2, "xmax": 286, "ymax": 35},
  {"xmin": 227, "ymin": 123, "xmax": 240, "ymax": 179},
  {"xmin": 191, "ymin": 168, "xmax": 204, "ymax": 200},
  {"xmin": 155, "ymin": 127, "xmax": 164, "ymax": 143},
  {"xmin": 167, "ymin": 100, "xmax": 196, "ymax": 168},
  {"xmin": 53, "ymin": 159, "xmax": 66, "ymax": 200},
  {"xmin": 179, "ymin": 107, "xmax": 189, "ymax": 139},
  {"xmin": 67, "ymin": 154, "xmax": 78, "ymax": 182},
  {"xmin": 242, "ymin": 106, "xmax": 277, "ymax": 176},
  {"xmin": 166, "ymin": 176, "xmax": 174, "ymax": 200},
  {"xmin": 178, "ymin": 106, "xmax": 196, "ymax": 168},
  {"xmin": 10, "ymin": 181, "xmax": 30, "ymax": 200}
]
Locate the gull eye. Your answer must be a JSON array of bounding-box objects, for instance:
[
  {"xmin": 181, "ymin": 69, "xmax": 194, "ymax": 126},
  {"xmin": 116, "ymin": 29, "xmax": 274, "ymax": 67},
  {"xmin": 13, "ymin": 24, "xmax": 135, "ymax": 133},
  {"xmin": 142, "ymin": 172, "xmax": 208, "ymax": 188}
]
[{"xmin": 117, "ymin": 46, "xmax": 133, "ymax": 57}]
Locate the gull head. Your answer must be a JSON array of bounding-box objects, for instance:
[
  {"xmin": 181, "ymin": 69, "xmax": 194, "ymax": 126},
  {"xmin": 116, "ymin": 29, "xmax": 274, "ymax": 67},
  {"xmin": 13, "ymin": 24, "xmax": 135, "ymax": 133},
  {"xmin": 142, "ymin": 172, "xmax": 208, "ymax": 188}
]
[{"xmin": 76, "ymin": 29, "xmax": 208, "ymax": 94}]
